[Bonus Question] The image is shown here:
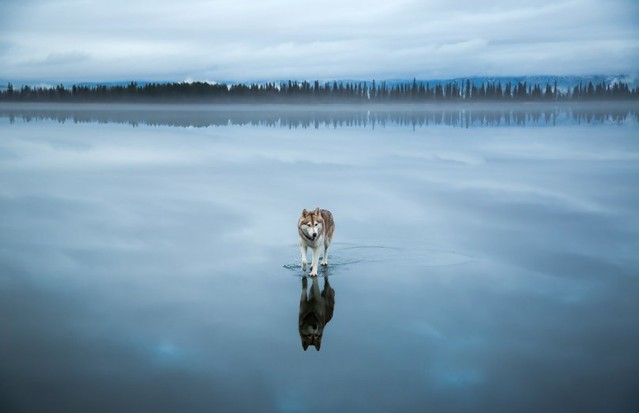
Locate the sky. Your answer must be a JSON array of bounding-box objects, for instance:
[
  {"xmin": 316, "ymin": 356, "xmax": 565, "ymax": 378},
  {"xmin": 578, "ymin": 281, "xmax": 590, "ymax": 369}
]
[{"xmin": 0, "ymin": 0, "xmax": 638, "ymax": 83}]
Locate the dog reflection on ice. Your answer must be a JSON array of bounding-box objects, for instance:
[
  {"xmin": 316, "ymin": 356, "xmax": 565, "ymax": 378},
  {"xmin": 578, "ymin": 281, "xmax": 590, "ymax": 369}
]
[{"xmin": 299, "ymin": 276, "xmax": 335, "ymax": 351}]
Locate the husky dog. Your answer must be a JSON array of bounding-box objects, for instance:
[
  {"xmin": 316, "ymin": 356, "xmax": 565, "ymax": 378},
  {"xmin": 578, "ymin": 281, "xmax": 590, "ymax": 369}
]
[
  {"xmin": 299, "ymin": 276, "xmax": 335, "ymax": 351},
  {"xmin": 298, "ymin": 208, "xmax": 335, "ymax": 277}
]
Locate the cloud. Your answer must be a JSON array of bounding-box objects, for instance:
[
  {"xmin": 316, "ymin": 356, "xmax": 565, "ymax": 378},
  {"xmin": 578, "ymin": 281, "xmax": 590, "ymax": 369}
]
[
  {"xmin": 40, "ymin": 51, "xmax": 90, "ymax": 65},
  {"xmin": 0, "ymin": 0, "xmax": 637, "ymax": 82}
]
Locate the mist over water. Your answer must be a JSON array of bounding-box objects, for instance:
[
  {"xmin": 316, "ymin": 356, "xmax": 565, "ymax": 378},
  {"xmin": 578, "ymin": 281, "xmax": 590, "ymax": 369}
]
[{"xmin": 1, "ymin": 104, "xmax": 638, "ymax": 413}]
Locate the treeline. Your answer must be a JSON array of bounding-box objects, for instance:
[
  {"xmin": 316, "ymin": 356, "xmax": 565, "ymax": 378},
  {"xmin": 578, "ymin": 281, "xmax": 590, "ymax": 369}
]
[{"xmin": 1, "ymin": 79, "xmax": 637, "ymax": 103}]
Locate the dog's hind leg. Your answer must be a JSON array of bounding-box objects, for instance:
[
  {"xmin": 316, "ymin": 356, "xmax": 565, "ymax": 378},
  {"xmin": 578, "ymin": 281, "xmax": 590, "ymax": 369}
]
[
  {"xmin": 321, "ymin": 238, "xmax": 330, "ymax": 266},
  {"xmin": 321, "ymin": 245, "xmax": 329, "ymax": 266}
]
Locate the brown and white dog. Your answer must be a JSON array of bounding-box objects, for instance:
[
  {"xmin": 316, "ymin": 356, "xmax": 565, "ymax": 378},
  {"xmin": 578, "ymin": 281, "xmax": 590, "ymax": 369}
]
[{"xmin": 298, "ymin": 208, "xmax": 335, "ymax": 276}]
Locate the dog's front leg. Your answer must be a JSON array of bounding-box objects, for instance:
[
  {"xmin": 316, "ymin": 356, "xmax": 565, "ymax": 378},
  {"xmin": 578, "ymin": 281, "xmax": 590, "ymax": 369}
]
[
  {"xmin": 300, "ymin": 242, "xmax": 308, "ymax": 271},
  {"xmin": 309, "ymin": 246, "xmax": 321, "ymax": 276}
]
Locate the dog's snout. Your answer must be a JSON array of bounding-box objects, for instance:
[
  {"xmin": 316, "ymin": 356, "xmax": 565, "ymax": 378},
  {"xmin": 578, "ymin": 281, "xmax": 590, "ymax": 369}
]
[{"xmin": 311, "ymin": 233, "xmax": 317, "ymax": 239}]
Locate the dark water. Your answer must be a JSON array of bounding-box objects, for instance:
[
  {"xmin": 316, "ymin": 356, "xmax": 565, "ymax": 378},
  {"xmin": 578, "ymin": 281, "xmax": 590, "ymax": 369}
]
[{"xmin": 1, "ymin": 104, "xmax": 638, "ymax": 412}]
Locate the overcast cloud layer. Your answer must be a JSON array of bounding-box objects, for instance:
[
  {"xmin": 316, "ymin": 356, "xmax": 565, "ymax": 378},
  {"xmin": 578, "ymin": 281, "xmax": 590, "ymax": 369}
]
[{"xmin": 1, "ymin": 0, "xmax": 638, "ymax": 82}]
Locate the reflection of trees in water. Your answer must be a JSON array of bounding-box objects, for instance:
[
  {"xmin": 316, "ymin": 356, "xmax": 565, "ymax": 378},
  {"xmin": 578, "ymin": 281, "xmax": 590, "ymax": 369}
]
[{"xmin": 1, "ymin": 104, "xmax": 638, "ymax": 129}]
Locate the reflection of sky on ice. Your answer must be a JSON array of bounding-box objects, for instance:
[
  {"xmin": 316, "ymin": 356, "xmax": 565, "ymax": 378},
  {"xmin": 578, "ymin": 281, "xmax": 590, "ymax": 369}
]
[{"xmin": 1, "ymin": 110, "xmax": 638, "ymax": 412}]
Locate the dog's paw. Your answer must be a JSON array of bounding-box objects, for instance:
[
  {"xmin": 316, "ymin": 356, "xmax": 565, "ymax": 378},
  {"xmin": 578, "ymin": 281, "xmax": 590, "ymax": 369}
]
[
  {"xmin": 321, "ymin": 262, "xmax": 328, "ymax": 266},
  {"xmin": 301, "ymin": 261, "xmax": 307, "ymax": 270}
]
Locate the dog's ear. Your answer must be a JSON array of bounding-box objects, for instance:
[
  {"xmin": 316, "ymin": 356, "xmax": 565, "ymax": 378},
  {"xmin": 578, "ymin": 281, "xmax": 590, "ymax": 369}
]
[
  {"xmin": 314, "ymin": 207, "xmax": 320, "ymax": 215},
  {"xmin": 302, "ymin": 342, "xmax": 309, "ymax": 351},
  {"xmin": 302, "ymin": 209, "xmax": 308, "ymax": 217},
  {"xmin": 314, "ymin": 342, "xmax": 321, "ymax": 351}
]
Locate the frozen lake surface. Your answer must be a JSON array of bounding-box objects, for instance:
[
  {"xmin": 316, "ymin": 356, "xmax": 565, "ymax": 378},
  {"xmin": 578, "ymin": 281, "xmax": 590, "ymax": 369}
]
[{"xmin": 1, "ymin": 104, "xmax": 638, "ymax": 412}]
